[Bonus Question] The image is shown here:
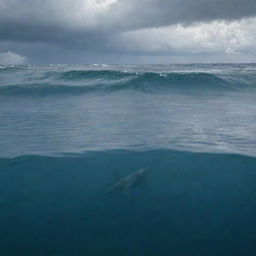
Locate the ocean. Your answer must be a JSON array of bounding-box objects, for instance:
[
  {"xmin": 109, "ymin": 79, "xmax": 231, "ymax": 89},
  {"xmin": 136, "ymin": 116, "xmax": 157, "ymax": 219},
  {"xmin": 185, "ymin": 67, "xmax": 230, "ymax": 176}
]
[{"xmin": 1, "ymin": 64, "xmax": 256, "ymax": 255}]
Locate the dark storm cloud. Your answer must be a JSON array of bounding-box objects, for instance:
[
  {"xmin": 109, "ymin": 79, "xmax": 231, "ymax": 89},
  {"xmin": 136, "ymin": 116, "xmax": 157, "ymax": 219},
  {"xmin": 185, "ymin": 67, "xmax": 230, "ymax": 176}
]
[
  {"xmin": 1, "ymin": 0, "xmax": 256, "ymax": 63},
  {"xmin": 1, "ymin": 0, "xmax": 256, "ymax": 41},
  {"xmin": 0, "ymin": 19, "xmax": 109, "ymax": 49},
  {"xmin": 121, "ymin": 0, "xmax": 256, "ymax": 29}
]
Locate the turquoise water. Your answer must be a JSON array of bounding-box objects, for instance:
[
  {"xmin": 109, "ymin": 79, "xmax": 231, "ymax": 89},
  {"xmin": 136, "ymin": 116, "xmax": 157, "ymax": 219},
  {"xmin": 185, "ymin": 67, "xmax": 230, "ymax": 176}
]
[
  {"xmin": 1, "ymin": 64, "xmax": 256, "ymax": 255},
  {"xmin": 1, "ymin": 151, "xmax": 256, "ymax": 255}
]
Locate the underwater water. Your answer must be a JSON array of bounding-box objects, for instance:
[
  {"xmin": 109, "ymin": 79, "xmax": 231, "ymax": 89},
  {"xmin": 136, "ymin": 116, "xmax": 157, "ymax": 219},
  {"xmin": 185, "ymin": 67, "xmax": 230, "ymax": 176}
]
[{"xmin": 1, "ymin": 64, "xmax": 256, "ymax": 255}]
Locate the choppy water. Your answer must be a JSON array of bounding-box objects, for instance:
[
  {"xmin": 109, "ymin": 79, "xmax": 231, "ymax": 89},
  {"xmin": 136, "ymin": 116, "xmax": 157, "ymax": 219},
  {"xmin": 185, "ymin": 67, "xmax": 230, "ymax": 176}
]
[
  {"xmin": 1, "ymin": 64, "xmax": 256, "ymax": 157},
  {"xmin": 1, "ymin": 64, "xmax": 256, "ymax": 255}
]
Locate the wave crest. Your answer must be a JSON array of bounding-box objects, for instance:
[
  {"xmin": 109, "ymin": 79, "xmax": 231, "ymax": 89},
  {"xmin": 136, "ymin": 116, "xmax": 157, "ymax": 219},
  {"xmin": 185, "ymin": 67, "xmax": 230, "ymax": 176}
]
[{"xmin": 0, "ymin": 70, "xmax": 250, "ymax": 96}]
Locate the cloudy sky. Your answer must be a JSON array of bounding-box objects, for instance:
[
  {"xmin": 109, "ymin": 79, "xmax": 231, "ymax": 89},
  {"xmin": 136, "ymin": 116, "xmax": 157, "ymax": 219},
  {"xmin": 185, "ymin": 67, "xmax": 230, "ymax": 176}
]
[{"xmin": 0, "ymin": 0, "xmax": 256, "ymax": 64}]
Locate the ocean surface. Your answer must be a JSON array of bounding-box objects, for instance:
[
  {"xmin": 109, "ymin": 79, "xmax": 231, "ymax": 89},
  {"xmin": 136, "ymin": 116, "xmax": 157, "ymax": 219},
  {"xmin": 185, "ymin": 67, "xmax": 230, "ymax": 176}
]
[{"xmin": 1, "ymin": 64, "xmax": 256, "ymax": 255}]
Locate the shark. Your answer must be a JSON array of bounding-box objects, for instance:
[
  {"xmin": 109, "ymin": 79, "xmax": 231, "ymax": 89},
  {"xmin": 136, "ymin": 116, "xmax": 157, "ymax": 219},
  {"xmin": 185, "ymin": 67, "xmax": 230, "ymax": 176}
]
[{"xmin": 107, "ymin": 168, "xmax": 146, "ymax": 194}]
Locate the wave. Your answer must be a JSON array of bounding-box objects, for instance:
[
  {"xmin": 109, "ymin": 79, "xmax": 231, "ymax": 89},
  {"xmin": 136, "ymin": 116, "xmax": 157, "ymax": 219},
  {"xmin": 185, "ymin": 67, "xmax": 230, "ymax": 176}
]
[
  {"xmin": 0, "ymin": 70, "xmax": 247, "ymax": 96},
  {"xmin": 53, "ymin": 70, "xmax": 227, "ymax": 84},
  {"xmin": 0, "ymin": 66, "xmax": 25, "ymax": 72},
  {"xmin": 56, "ymin": 70, "xmax": 134, "ymax": 80},
  {"xmin": 0, "ymin": 83, "xmax": 103, "ymax": 96}
]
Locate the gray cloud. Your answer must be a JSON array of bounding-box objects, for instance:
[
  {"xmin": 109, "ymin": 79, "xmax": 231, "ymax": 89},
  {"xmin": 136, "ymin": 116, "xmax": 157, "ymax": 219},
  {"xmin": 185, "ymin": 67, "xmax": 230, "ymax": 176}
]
[
  {"xmin": 1, "ymin": 0, "xmax": 256, "ymax": 63},
  {"xmin": 2, "ymin": 0, "xmax": 256, "ymax": 39},
  {"xmin": 125, "ymin": 0, "xmax": 256, "ymax": 28},
  {"xmin": 0, "ymin": 51, "xmax": 26, "ymax": 64}
]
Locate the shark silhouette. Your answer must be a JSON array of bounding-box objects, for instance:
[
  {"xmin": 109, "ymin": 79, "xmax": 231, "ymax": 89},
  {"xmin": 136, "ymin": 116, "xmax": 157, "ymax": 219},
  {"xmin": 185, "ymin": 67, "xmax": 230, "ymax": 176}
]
[{"xmin": 107, "ymin": 168, "xmax": 146, "ymax": 194}]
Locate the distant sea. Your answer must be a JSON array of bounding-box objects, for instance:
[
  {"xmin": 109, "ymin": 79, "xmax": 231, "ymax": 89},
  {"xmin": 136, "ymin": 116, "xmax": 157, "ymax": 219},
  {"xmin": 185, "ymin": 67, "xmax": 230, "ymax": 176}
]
[{"xmin": 1, "ymin": 64, "xmax": 256, "ymax": 255}]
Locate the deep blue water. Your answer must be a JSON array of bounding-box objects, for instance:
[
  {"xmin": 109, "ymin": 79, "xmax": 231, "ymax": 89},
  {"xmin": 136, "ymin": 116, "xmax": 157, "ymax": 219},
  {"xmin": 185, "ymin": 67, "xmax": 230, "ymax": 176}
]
[{"xmin": 1, "ymin": 64, "xmax": 256, "ymax": 255}]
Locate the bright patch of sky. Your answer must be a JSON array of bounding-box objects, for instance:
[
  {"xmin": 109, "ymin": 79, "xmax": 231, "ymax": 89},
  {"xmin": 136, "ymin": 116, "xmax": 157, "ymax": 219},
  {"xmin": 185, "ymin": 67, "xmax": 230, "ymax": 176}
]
[
  {"xmin": 116, "ymin": 18, "xmax": 255, "ymax": 55},
  {"xmin": 0, "ymin": 51, "xmax": 26, "ymax": 65}
]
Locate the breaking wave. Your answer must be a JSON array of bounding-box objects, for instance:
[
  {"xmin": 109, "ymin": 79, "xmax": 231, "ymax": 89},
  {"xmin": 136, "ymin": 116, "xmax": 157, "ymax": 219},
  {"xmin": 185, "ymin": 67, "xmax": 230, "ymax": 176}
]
[{"xmin": 0, "ymin": 69, "xmax": 252, "ymax": 96}]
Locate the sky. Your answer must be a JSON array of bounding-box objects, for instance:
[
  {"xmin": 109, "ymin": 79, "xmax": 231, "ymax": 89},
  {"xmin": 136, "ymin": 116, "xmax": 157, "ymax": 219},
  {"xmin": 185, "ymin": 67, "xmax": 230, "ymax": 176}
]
[{"xmin": 0, "ymin": 0, "xmax": 256, "ymax": 64}]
